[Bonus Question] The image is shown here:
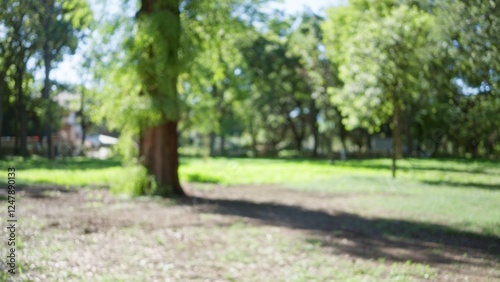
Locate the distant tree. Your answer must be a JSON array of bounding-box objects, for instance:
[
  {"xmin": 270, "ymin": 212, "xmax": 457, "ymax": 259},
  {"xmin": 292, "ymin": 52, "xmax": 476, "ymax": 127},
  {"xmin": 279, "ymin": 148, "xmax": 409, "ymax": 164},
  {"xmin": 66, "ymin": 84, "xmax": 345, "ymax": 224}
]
[
  {"xmin": 0, "ymin": 1, "xmax": 18, "ymax": 150},
  {"xmin": 242, "ymin": 32, "xmax": 309, "ymax": 154},
  {"xmin": 0, "ymin": 1, "xmax": 40, "ymax": 156},
  {"xmin": 436, "ymin": 0, "xmax": 500, "ymax": 157},
  {"xmin": 35, "ymin": 0, "xmax": 91, "ymax": 159},
  {"xmin": 323, "ymin": 1, "xmax": 438, "ymax": 176},
  {"xmin": 289, "ymin": 11, "xmax": 348, "ymax": 157},
  {"xmin": 179, "ymin": 0, "xmax": 257, "ymax": 157}
]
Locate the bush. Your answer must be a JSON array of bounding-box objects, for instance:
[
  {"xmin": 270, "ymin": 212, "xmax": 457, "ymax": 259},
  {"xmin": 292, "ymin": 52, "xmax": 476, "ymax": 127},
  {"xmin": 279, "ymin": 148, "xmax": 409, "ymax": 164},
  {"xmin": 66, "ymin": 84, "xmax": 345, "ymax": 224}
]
[{"xmin": 111, "ymin": 165, "xmax": 156, "ymax": 196}]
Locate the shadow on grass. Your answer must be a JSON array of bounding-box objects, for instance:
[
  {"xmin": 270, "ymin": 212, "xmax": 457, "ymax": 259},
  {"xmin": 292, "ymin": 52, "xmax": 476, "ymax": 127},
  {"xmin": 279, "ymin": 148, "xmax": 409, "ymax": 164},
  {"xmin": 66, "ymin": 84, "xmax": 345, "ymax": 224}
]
[
  {"xmin": 180, "ymin": 195, "xmax": 500, "ymax": 264},
  {"xmin": 422, "ymin": 180, "xmax": 500, "ymax": 190}
]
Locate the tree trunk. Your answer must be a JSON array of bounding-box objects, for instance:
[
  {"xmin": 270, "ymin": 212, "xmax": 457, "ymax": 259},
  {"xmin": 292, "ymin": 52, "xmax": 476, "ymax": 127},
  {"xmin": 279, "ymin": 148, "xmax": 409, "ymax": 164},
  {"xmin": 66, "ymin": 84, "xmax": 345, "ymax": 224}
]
[
  {"xmin": 287, "ymin": 117, "xmax": 303, "ymax": 152},
  {"xmin": 366, "ymin": 131, "xmax": 372, "ymax": 151},
  {"xmin": 209, "ymin": 131, "xmax": 216, "ymax": 156},
  {"xmin": 249, "ymin": 118, "xmax": 258, "ymax": 157},
  {"xmin": 309, "ymin": 100, "xmax": 319, "ymax": 158},
  {"xmin": 392, "ymin": 93, "xmax": 403, "ymax": 178},
  {"xmin": 139, "ymin": 0, "xmax": 185, "ymax": 197},
  {"xmin": 0, "ymin": 73, "xmax": 6, "ymax": 155},
  {"xmin": 15, "ymin": 64, "xmax": 28, "ymax": 157},
  {"xmin": 335, "ymin": 107, "xmax": 348, "ymax": 159},
  {"xmin": 469, "ymin": 140, "xmax": 479, "ymax": 159},
  {"xmin": 219, "ymin": 134, "xmax": 226, "ymax": 156},
  {"xmin": 42, "ymin": 52, "xmax": 53, "ymax": 159},
  {"xmin": 326, "ymin": 134, "xmax": 334, "ymax": 161},
  {"xmin": 140, "ymin": 121, "xmax": 185, "ymax": 196},
  {"xmin": 80, "ymin": 89, "xmax": 86, "ymax": 150},
  {"xmin": 296, "ymin": 137, "xmax": 302, "ymax": 151},
  {"xmin": 311, "ymin": 124, "xmax": 319, "ymax": 157},
  {"xmin": 404, "ymin": 114, "xmax": 413, "ymax": 157}
]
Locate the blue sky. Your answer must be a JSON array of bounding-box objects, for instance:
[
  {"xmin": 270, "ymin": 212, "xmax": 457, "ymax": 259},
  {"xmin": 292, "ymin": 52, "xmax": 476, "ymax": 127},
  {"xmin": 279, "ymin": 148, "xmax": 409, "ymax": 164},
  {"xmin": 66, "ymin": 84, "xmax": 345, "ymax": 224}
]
[
  {"xmin": 51, "ymin": 0, "xmax": 344, "ymax": 85},
  {"xmin": 275, "ymin": 0, "xmax": 345, "ymax": 14}
]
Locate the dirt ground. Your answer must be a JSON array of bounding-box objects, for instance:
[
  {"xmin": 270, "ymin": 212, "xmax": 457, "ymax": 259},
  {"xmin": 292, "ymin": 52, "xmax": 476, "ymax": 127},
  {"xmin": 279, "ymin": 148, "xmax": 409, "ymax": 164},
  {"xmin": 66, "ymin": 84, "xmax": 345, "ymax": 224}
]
[{"xmin": 1, "ymin": 185, "xmax": 499, "ymax": 281}]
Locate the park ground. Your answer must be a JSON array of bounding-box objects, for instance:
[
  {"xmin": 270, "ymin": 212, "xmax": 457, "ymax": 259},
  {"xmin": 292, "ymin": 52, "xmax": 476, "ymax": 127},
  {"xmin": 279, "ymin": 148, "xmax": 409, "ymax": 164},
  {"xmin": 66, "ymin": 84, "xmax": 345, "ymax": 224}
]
[{"xmin": 0, "ymin": 157, "xmax": 499, "ymax": 281}]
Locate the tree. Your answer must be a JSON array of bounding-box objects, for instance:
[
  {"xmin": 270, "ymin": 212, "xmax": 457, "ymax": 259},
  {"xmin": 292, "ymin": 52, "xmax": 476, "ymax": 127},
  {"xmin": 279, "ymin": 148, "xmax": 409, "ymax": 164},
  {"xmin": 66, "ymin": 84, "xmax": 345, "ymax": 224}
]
[
  {"xmin": 241, "ymin": 14, "xmax": 316, "ymax": 155},
  {"xmin": 1, "ymin": 1, "xmax": 40, "ymax": 156},
  {"xmin": 178, "ymin": 0, "xmax": 256, "ymax": 157},
  {"xmin": 134, "ymin": 0, "xmax": 185, "ymax": 196},
  {"xmin": 88, "ymin": 0, "xmax": 267, "ymax": 196},
  {"xmin": 323, "ymin": 1, "xmax": 438, "ymax": 176},
  {"xmin": 0, "ymin": 1, "xmax": 18, "ymax": 152},
  {"xmin": 289, "ymin": 11, "xmax": 342, "ymax": 157},
  {"xmin": 35, "ymin": 0, "xmax": 91, "ymax": 159},
  {"xmin": 436, "ymin": 0, "xmax": 500, "ymax": 157},
  {"xmin": 242, "ymin": 35, "xmax": 304, "ymax": 153}
]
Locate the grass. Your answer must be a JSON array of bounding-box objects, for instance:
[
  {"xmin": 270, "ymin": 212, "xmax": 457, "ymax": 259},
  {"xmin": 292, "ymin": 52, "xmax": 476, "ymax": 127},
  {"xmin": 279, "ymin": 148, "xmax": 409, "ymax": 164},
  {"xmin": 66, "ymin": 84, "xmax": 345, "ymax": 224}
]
[
  {"xmin": 1, "ymin": 156, "xmax": 499, "ymax": 237},
  {"xmin": 180, "ymin": 157, "xmax": 500, "ymax": 235},
  {"xmin": 1, "ymin": 156, "xmax": 498, "ymax": 281},
  {"xmin": 0, "ymin": 156, "xmax": 123, "ymax": 187}
]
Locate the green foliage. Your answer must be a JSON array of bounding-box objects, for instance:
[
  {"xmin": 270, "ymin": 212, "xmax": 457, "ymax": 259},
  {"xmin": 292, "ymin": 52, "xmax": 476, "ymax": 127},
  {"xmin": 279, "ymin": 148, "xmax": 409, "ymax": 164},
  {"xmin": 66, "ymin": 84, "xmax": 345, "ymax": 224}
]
[
  {"xmin": 323, "ymin": 2, "xmax": 437, "ymax": 131},
  {"xmin": 0, "ymin": 0, "xmax": 92, "ymax": 158},
  {"xmin": 2, "ymin": 0, "xmax": 499, "ymax": 165},
  {"xmin": 36, "ymin": 0, "xmax": 93, "ymax": 61},
  {"xmin": 320, "ymin": 0, "xmax": 499, "ymax": 158},
  {"xmin": 111, "ymin": 165, "xmax": 155, "ymax": 196},
  {"xmin": 135, "ymin": 1, "xmax": 181, "ymax": 121},
  {"xmin": 437, "ymin": 0, "xmax": 500, "ymax": 91}
]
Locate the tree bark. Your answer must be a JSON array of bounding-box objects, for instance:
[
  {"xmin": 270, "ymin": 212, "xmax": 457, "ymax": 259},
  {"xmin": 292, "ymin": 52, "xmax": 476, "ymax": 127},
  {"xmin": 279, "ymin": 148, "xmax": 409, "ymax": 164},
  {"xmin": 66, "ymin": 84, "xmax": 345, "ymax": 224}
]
[
  {"xmin": 140, "ymin": 121, "xmax": 185, "ymax": 196},
  {"xmin": 366, "ymin": 131, "xmax": 372, "ymax": 151},
  {"xmin": 139, "ymin": 0, "xmax": 185, "ymax": 197},
  {"xmin": 287, "ymin": 116, "xmax": 303, "ymax": 152},
  {"xmin": 404, "ymin": 113, "xmax": 413, "ymax": 157},
  {"xmin": 219, "ymin": 134, "xmax": 226, "ymax": 156},
  {"xmin": 0, "ymin": 72, "xmax": 6, "ymax": 155},
  {"xmin": 392, "ymin": 92, "xmax": 403, "ymax": 178},
  {"xmin": 80, "ymin": 89, "xmax": 86, "ymax": 150},
  {"xmin": 209, "ymin": 131, "xmax": 216, "ymax": 156},
  {"xmin": 249, "ymin": 117, "xmax": 258, "ymax": 157},
  {"xmin": 334, "ymin": 107, "xmax": 348, "ymax": 158},
  {"xmin": 309, "ymin": 100, "xmax": 319, "ymax": 157},
  {"xmin": 15, "ymin": 64, "xmax": 27, "ymax": 157},
  {"xmin": 42, "ymin": 51, "xmax": 53, "ymax": 159}
]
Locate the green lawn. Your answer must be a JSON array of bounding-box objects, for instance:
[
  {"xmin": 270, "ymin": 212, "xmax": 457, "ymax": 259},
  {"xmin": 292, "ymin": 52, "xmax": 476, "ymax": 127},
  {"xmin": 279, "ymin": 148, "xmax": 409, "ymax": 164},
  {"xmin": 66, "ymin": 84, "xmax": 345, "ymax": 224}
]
[
  {"xmin": 180, "ymin": 157, "xmax": 500, "ymax": 237},
  {"xmin": 1, "ymin": 156, "xmax": 499, "ymax": 280},
  {"xmin": 1, "ymin": 156, "xmax": 499, "ymax": 237}
]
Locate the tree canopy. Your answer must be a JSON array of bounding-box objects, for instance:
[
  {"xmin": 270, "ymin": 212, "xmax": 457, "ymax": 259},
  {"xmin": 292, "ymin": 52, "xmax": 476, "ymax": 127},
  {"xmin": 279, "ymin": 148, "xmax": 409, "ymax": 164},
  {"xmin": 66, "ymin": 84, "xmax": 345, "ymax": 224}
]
[{"xmin": 1, "ymin": 0, "xmax": 499, "ymax": 195}]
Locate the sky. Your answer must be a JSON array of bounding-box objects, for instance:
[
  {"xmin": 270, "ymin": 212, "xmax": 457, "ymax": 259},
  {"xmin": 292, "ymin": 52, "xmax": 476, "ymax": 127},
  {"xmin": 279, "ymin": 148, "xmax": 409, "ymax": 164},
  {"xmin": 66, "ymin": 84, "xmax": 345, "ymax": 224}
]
[
  {"xmin": 50, "ymin": 0, "xmax": 344, "ymax": 86},
  {"xmin": 273, "ymin": 0, "xmax": 345, "ymax": 15}
]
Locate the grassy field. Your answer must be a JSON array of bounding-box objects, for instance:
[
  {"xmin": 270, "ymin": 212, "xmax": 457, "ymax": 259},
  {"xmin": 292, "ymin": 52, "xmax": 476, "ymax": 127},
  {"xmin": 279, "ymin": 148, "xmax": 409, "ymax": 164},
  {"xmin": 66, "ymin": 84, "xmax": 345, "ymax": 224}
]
[
  {"xmin": 2, "ymin": 156, "xmax": 499, "ymax": 237},
  {"xmin": 0, "ymin": 156, "xmax": 499, "ymax": 281}
]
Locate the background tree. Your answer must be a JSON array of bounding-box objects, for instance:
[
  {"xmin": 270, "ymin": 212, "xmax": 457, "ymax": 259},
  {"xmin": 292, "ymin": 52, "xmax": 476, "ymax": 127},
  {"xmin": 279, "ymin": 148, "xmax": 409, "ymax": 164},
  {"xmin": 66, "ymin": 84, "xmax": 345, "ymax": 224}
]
[
  {"xmin": 1, "ymin": 1, "xmax": 40, "ymax": 156},
  {"xmin": 436, "ymin": 0, "xmax": 500, "ymax": 157},
  {"xmin": 35, "ymin": 0, "xmax": 91, "ymax": 159},
  {"xmin": 323, "ymin": 1, "xmax": 438, "ymax": 176}
]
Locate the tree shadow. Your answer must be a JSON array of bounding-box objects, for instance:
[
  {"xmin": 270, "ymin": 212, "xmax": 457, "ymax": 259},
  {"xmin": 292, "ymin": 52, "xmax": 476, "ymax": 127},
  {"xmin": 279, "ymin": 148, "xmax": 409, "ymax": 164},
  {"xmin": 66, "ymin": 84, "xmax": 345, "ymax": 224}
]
[
  {"xmin": 421, "ymin": 180, "xmax": 500, "ymax": 190},
  {"xmin": 179, "ymin": 195, "xmax": 500, "ymax": 265}
]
